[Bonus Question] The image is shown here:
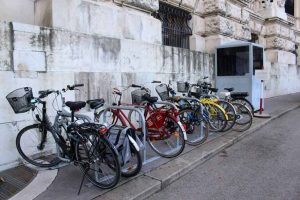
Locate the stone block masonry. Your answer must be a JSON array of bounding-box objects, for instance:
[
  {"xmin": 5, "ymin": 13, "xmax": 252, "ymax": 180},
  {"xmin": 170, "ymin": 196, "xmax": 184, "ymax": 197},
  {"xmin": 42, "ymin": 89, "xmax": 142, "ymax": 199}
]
[{"xmin": 0, "ymin": 21, "xmax": 214, "ymax": 170}]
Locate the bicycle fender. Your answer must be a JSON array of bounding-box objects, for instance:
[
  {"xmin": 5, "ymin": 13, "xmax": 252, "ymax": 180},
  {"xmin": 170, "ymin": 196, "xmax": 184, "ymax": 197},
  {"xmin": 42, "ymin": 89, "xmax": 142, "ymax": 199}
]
[
  {"xmin": 128, "ymin": 135, "xmax": 140, "ymax": 152},
  {"xmin": 177, "ymin": 121, "xmax": 187, "ymax": 140}
]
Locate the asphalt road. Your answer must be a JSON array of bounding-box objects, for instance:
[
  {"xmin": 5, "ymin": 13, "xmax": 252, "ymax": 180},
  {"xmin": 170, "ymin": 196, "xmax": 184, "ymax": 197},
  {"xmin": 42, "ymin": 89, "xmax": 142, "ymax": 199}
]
[{"xmin": 147, "ymin": 108, "xmax": 300, "ymax": 200}]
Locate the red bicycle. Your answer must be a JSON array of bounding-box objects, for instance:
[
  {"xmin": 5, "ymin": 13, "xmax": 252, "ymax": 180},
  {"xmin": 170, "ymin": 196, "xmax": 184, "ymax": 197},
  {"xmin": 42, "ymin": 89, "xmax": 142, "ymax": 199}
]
[{"xmin": 97, "ymin": 84, "xmax": 186, "ymax": 158}]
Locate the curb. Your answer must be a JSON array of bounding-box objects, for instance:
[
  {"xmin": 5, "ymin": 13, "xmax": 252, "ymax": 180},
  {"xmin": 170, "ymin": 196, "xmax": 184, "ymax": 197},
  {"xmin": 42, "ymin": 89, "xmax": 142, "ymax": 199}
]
[
  {"xmin": 96, "ymin": 104, "xmax": 300, "ymax": 200},
  {"xmin": 9, "ymin": 169, "xmax": 58, "ymax": 200}
]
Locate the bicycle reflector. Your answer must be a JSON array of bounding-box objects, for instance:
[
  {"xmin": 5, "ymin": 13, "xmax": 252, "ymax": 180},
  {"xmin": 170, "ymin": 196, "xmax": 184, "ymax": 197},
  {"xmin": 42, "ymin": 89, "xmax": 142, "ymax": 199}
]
[{"xmin": 99, "ymin": 127, "xmax": 108, "ymax": 135}]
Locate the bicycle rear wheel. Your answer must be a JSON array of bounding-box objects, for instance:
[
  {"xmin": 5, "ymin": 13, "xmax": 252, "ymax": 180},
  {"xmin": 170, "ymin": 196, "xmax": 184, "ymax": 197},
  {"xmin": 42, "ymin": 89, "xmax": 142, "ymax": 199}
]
[
  {"xmin": 231, "ymin": 102, "xmax": 253, "ymax": 132},
  {"xmin": 178, "ymin": 108, "xmax": 209, "ymax": 146},
  {"xmin": 76, "ymin": 132, "xmax": 121, "ymax": 189},
  {"xmin": 218, "ymin": 100, "xmax": 236, "ymax": 132},
  {"xmin": 203, "ymin": 103, "xmax": 227, "ymax": 132},
  {"xmin": 120, "ymin": 144, "xmax": 142, "ymax": 177},
  {"xmin": 231, "ymin": 98, "xmax": 254, "ymax": 114},
  {"xmin": 147, "ymin": 116, "xmax": 185, "ymax": 158},
  {"xmin": 16, "ymin": 124, "xmax": 61, "ymax": 168}
]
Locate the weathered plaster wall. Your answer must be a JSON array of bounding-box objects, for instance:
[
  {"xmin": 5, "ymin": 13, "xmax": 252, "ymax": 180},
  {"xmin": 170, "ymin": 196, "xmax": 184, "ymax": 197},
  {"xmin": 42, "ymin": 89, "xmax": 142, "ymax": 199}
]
[{"xmin": 0, "ymin": 21, "xmax": 214, "ymax": 170}]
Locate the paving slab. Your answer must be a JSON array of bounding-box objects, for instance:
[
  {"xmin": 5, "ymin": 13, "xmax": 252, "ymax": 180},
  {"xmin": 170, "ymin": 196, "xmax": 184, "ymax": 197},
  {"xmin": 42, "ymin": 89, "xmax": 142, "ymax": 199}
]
[{"xmin": 93, "ymin": 176, "xmax": 161, "ymax": 200}]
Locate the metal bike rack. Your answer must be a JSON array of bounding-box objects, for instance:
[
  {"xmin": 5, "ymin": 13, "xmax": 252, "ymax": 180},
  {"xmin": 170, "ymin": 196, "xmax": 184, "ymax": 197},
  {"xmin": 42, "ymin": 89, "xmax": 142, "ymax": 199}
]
[
  {"xmin": 102, "ymin": 105, "xmax": 158, "ymax": 165},
  {"xmin": 177, "ymin": 97, "xmax": 206, "ymax": 140}
]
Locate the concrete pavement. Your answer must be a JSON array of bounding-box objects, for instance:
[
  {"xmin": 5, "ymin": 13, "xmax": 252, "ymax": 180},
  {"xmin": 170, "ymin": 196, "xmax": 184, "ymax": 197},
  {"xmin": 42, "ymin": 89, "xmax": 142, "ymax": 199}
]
[
  {"xmin": 9, "ymin": 93, "xmax": 300, "ymax": 200},
  {"xmin": 147, "ymin": 107, "xmax": 300, "ymax": 200}
]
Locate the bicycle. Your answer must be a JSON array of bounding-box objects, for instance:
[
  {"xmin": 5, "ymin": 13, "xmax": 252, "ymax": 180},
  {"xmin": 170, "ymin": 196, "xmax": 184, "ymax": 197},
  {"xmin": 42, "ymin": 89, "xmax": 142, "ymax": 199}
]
[
  {"xmin": 223, "ymin": 87, "xmax": 255, "ymax": 114},
  {"xmin": 194, "ymin": 79, "xmax": 237, "ymax": 132},
  {"xmin": 154, "ymin": 81, "xmax": 209, "ymax": 146},
  {"xmin": 195, "ymin": 80, "xmax": 253, "ymax": 132},
  {"xmin": 86, "ymin": 98, "xmax": 143, "ymax": 177},
  {"xmin": 98, "ymin": 84, "xmax": 187, "ymax": 158},
  {"xmin": 185, "ymin": 81, "xmax": 229, "ymax": 132},
  {"xmin": 6, "ymin": 85, "xmax": 121, "ymax": 191}
]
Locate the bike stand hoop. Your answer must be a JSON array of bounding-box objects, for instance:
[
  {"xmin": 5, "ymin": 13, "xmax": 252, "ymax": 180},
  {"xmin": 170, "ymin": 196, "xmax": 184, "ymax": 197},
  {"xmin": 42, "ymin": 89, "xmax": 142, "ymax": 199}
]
[{"xmin": 102, "ymin": 105, "xmax": 158, "ymax": 165}]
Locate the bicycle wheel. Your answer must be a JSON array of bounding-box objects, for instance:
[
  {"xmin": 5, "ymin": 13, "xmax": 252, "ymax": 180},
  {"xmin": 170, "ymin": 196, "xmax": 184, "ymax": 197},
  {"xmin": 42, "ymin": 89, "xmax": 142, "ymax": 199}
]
[
  {"xmin": 232, "ymin": 98, "xmax": 254, "ymax": 114},
  {"xmin": 120, "ymin": 144, "xmax": 142, "ymax": 177},
  {"xmin": 76, "ymin": 132, "xmax": 121, "ymax": 189},
  {"xmin": 147, "ymin": 116, "xmax": 185, "ymax": 158},
  {"xmin": 98, "ymin": 110, "xmax": 123, "ymax": 126},
  {"xmin": 16, "ymin": 124, "xmax": 61, "ymax": 168},
  {"xmin": 203, "ymin": 103, "xmax": 227, "ymax": 132},
  {"xmin": 178, "ymin": 108, "xmax": 209, "ymax": 146},
  {"xmin": 218, "ymin": 100, "xmax": 236, "ymax": 132},
  {"xmin": 231, "ymin": 102, "xmax": 253, "ymax": 132}
]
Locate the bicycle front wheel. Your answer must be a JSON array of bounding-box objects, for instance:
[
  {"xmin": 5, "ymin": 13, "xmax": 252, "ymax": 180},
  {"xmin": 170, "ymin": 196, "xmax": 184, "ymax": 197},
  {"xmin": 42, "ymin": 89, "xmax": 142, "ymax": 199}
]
[
  {"xmin": 147, "ymin": 116, "xmax": 185, "ymax": 158},
  {"xmin": 16, "ymin": 124, "xmax": 61, "ymax": 168},
  {"xmin": 179, "ymin": 108, "xmax": 209, "ymax": 146},
  {"xmin": 76, "ymin": 132, "xmax": 121, "ymax": 189}
]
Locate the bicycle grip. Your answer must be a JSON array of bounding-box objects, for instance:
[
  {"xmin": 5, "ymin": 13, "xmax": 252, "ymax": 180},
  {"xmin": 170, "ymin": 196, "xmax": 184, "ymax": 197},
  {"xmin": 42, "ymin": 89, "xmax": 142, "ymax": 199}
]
[
  {"xmin": 74, "ymin": 84, "xmax": 84, "ymax": 87},
  {"xmin": 152, "ymin": 81, "xmax": 161, "ymax": 83},
  {"xmin": 131, "ymin": 84, "xmax": 141, "ymax": 88}
]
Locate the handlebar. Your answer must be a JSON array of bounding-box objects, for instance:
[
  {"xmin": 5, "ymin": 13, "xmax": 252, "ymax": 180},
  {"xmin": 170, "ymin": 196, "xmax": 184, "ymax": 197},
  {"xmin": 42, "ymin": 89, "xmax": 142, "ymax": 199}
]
[
  {"xmin": 38, "ymin": 83, "xmax": 84, "ymax": 99},
  {"xmin": 38, "ymin": 90, "xmax": 57, "ymax": 99},
  {"xmin": 67, "ymin": 83, "xmax": 84, "ymax": 90},
  {"xmin": 152, "ymin": 80, "xmax": 161, "ymax": 83},
  {"xmin": 131, "ymin": 84, "xmax": 142, "ymax": 88}
]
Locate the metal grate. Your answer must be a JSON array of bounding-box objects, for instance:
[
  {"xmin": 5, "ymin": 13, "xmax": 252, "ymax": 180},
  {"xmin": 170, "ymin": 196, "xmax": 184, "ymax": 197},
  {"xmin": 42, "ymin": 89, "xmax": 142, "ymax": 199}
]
[
  {"xmin": 0, "ymin": 166, "xmax": 37, "ymax": 200},
  {"xmin": 153, "ymin": 2, "xmax": 192, "ymax": 49}
]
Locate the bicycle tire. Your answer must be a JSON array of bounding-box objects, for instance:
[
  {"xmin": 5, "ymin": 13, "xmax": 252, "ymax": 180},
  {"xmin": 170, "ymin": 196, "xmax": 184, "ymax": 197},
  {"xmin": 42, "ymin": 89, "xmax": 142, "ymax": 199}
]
[
  {"xmin": 218, "ymin": 100, "xmax": 236, "ymax": 132},
  {"xmin": 98, "ymin": 110, "xmax": 123, "ymax": 126},
  {"xmin": 147, "ymin": 116, "xmax": 185, "ymax": 158},
  {"xmin": 202, "ymin": 102, "xmax": 227, "ymax": 132},
  {"xmin": 178, "ymin": 108, "xmax": 209, "ymax": 146},
  {"xmin": 120, "ymin": 144, "xmax": 142, "ymax": 177},
  {"xmin": 231, "ymin": 98, "xmax": 254, "ymax": 114},
  {"xmin": 16, "ymin": 124, "xmax": 61, "ymax": 168},
  {"xmin": 75, "ymin": 132, "xmax": 121, "ymax": 189},
  {"xmin": 231, "ymin": 102, "xmax": 253, "ymax": 132}
]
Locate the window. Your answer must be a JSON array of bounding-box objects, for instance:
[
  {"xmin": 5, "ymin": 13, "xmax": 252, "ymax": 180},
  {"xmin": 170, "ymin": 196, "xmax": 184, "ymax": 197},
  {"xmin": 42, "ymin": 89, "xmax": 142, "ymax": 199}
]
[
  {"xmin": 285, "ymin": 0, "xmax": 294, "ymax": 16},
  {"xmin": 253, "ymin": 46, "xmax": 264, "ymax": 70},
  {"xmin": 153, "ymin": 2, "xmax": 192, "ymax": 49},
  {"xmin": 249, "ymin": 33, "xmax": 259, "ymax": 44},
  {"xmin": 217, "ymin": 46, "xmax": 250, "ymax": 76}
]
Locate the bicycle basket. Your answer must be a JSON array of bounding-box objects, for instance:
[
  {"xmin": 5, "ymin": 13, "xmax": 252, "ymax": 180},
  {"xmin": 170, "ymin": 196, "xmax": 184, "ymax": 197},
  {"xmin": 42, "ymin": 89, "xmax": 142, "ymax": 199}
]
[
  {"xmin": 6, "ymin": 87, "xmax": 33, "ymax": 113},
  {"xmin": 155, "ymin": 84, "xmax": 169, "ymax": 101},
  {"xmin": 177, "ymin": 81, "xmax": 188, "ymax": 93},
  {"xmin": 131, "ymin": 89, "xmax": 148, "ymax": 104},
  {"xmin": 190, "ymin": 86, "xmax": 203, "ymax": 98}
]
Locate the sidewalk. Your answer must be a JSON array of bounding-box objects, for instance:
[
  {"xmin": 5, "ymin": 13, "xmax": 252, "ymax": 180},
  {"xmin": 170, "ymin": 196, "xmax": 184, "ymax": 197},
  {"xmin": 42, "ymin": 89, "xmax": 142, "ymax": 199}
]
[{"xmin": 8, "ymin": 93, "xmax": 300, "ymax": 200}]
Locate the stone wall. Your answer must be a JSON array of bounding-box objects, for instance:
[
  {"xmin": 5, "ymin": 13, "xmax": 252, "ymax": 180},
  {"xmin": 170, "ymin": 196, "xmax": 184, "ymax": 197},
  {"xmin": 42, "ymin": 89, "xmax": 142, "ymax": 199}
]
[
  {"xmin": 0, "ymin": 0, "xmax": 52, "ymax": 27},
  {"xmin": 0, "ymin": 21, "xmax": 214, "ymax": 170}
]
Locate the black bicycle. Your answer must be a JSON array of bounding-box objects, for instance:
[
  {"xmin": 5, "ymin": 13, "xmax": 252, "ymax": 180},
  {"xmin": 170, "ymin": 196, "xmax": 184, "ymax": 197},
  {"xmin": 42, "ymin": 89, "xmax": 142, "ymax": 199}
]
[{"xmin": 6, "ymin": 84, "xmax": 121, "ymax": 191}]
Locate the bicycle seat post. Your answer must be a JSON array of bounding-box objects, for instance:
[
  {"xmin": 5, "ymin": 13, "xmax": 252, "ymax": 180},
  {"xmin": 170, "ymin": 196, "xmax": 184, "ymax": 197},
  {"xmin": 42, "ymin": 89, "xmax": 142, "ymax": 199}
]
[{"xmin": 71, "ymin": 110, "xmax": 75, "ymax": 123}]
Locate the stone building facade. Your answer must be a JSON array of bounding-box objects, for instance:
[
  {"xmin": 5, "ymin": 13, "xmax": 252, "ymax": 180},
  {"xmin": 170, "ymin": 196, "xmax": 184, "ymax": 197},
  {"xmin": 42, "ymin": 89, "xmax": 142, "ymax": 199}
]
[{"xmin": 0, "ymin": 0, "xmax": 299, "ymax": 169}]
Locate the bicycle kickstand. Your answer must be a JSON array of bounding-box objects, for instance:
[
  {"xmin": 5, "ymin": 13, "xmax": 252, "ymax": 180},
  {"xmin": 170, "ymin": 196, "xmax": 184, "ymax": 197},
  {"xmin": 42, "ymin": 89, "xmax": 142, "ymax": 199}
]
[{"xmin": 77, "ymin": 167, "xmax": 89, "ymax": 195}]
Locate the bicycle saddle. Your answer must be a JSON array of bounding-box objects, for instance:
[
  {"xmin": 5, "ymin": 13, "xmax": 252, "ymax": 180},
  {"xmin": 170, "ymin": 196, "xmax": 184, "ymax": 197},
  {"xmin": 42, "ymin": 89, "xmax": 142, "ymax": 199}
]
[
  {"xmin": 65, "ymin": 101, "xmax": 86, "ymax": 111},
  {"xmin": 224, "ymin": 87, "xmax": 234, "ymax": 92},
  {"xmin": 230, "ymin": 92, "xmax": 248, "ymax": 98},
  {"xmin": 86, "ymin": 99, "xmax": 105, "ymax": 109},
  {"xmin": 209, "ymin": 88, "xmax": 218, "ymax": 93},
  {"xmin": 142, "ymin": 94, "xmax": 158, "ymax": 103}
]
